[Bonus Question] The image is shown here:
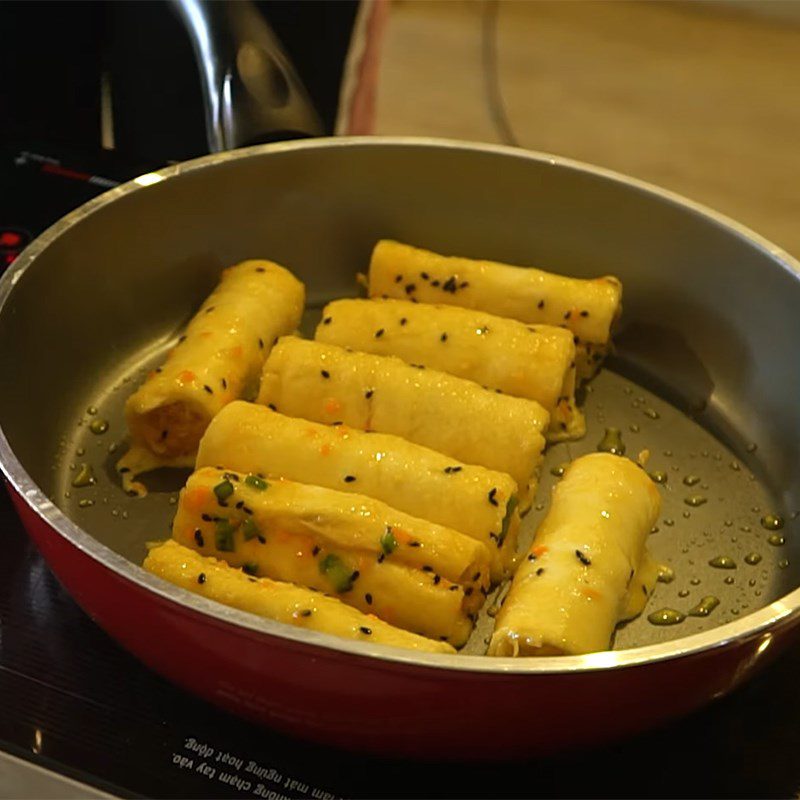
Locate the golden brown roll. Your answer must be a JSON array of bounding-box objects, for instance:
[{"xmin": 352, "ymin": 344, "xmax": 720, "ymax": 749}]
[
  {"xmin": 117, "ymin": 260, "xmax": 304, "ymax": 494},
  {"xmin": 367, "ymin": 240, "xmax": 622, "ymax": 380},
  {"xmin": 488, "ymin": 453, "xmax": 661, "ymax": 657},
  {"xmin": 144, "ymin": 540, "xmax": 455, "ymax": 654}
]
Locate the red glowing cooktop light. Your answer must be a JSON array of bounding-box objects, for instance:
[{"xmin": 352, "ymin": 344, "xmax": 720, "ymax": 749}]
[{"xmin": 0, "ymin": 231, "xmax": 22, "ymax": 248}]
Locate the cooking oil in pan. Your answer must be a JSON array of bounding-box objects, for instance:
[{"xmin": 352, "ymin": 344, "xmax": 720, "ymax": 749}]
[{"xmin": 50, "ymin": 315, "xmax": 797, "ymax": 655}]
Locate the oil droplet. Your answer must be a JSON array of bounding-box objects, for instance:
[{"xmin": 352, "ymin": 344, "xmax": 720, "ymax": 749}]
[
  {"xmin": 701, "ymin": 450, "xmax": 709, "ymax": 457},
  {"xmin": 746, "ymin": 443, "xmax": 757, "ymax": 453},
  {"xmin": 724, "ymin": 576, "xmax": 735, "ymax": 585},
  {"xmin": 709, "ymin": 556, "xmax": 736, "ymax": 570},
  {"xmin": 122, "ymin": 510, "xmax": 129, "ymax": 520},
  {"xmin": 169, "ymin": 496, "xmax": 178, "ymax": 505},
  {"xmin": 108, "ymin": 443, "xmax": 118, "ymax": 454},
  {"xmin": 111, "ymin": 509, "xmax": 119, "ymax": 517},
  {"xmin": 71, "ymin": 463, "xmax": 95, "ymax": 488},
  {"xmin": 724, "ymin": 520, "xmax": 733, "ymax": 527},
  {"xmin": 597, "ymin": 427, "xmax": 625, "ymax": 456},
  {"xmin": 685, "ymin": 495, "xmax": 707, "ymax": 507},
  {"xmin": 623, "ymin": 387, "xmax": 633, "ymax": 395},
  {"xmin": 550, "ymin": 463, "xmax": 568, "ymax": 478},
  {"xmin": 678, "ymin": 589, "xmax": 690, "ymax": 598},
  {"xmin": 648, "ymin": 608, "xmax": 685, "ymax": 626},
  {"xmin": 64, "ymin": 491, "xmax": 71, "ymax": 498},
  {"xmin": 748, "ymin": 578, "xmax": 757, "ymax": 587},
  {"xmin": 651, "ymin": 526, "xmax": 659, "ymax": 534},
  {"xmin": 690, "ymin": 578, "xmax": 701, "ymax": 586},
  {"xmin": 649, "ymin": 470, "xmax": 668, "ymax": 484},
  {"xmin": 78, "ymin": 499, "xmax": 94, "ymax": 508},
  {"xmin": 683, "ymin": 474, "xmax": 701, "ymax": 487},
  {"xmin": 76, "ymin": 446, "xmax": 85, "ymax": 456},
  {"xmin": 663, "ymin": 450, "xmax": 673, "ymax": 457},
  {"xmin": 751, "ymin": 506, "xmax": 761, "ymax": 513},
  {"xmin": 663, "ymin": 518, "xmax": 675, "ymax": 527},
  {"xmin": 87, "ymin": 406, "xmax": 98, "ymax": 415},
  {"xmin": 688, "ymin": 595, "xmax": 720, "ymax": 617},
  {"xmin": 657, "ymin": 565, "xmax": 675, "ymax": 583},
  {"xmin": 89, "ymin": 419, "xmax": 109, "ymax": 435},
  {"xmin": 535, "ymin": 502, "xmax": 545, "ymax": 511},
  {"xmin": 730, "ymin": 536, "xmax": 738, "ymax": 543},
  {"xmin": 755, "ymin": 590, "xmax": 762, "ymax": 597},
  {"xmin": 642, "ymin": 408, "xmax": 660, "ymax": 420},
  {"xmin": 767, "ymin": 534, "xmax": 786, "ymax": 547},
  {"xmin": 740, "ymin": 525, "xmax": 751, "ymax": 533},
  {"xmin": 731, "ymin": 608, "xmax": 740, "ymax": 616},
  {"xmin": 730, "ymin": 461, "xmax": 740, "ymax": 471},
  {"xmin": 760, "ymin": 514, "xmax": 784, "ymax": 531},
  {"xmin": 683, "ymin": 511, "xmax": 691, "ymax": 519},
  {"xmin": 629, "ymin": 423, "xmax": 640, "ymax": 433}
]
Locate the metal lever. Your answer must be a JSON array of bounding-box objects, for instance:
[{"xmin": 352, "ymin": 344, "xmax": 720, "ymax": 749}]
[{"xmin": 171, "ymin": 0, "xmax": 324, "ymax": 151}]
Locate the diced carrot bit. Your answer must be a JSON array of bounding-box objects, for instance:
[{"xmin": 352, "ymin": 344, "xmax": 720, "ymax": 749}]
[
  {"xmin": 228, "ymin": 346, "xmax": 243, "ymax": 359},
  {"xmin": 319, "ymin": 443, "xmax": 332, "ymax": 456},
  {"xmin": 177, "ymin": 370, "xmax": 196, "ymax": 384},
  {"xmin": 582, "ymin": 588, "xmax": 603, "ymax": 601},
  {"xmin": 325, "ymin": 398, "xmax": 342, "ymax": 415},
  {"xmin": 531, "ymin": 545, "xmax": 548, "ymax": 558},
  {"xmin": 184, "ymin": 486, "xmax": 211, "ymax": 513},
  {"xmin": 393, "ymin": 528, "xmax": 414, "ymax": 546}
]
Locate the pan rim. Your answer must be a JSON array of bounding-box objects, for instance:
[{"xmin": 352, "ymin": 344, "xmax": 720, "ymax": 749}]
[{"xmin": 0, "ymin": 134, "xmax": 798, "ymax": 675}]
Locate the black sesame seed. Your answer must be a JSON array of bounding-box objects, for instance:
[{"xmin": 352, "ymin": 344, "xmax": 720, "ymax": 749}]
[
  {"xmin": 155, "ymin": 367, "xmax": 162, "ymax": 373},
  {"xmin": 205, "ymin": 306, "xmax": 215, "ymax": 313},
  {"xmin": 442, "ymin": 276, "xmax": 457, "ymax": 293},
  {"xmin": 395, "ymin": 274, "xmax": 402, "ymax": 283},
  {"xmin": 351, "ymin": 570, "xmax": 360, "ymax": 582},
  {"xmin": 433, "ymin": 574, "xmax": 441, "ymax": 585},
  {"xmin": 560, "ymin": 421, "xmax": 568, "ymax": 431},
  {"xmin": 258, "ymin": 338, "xmax": 264, "ymax": 349},
  {"xmin": 365, "ymin": 593, "xmax": 373, "ymax": 605},
  {"xmin": 409, "ymin": 541, "xmax": 421, "ymax": 548},
  {"xmin": 421, "ymin": 271, "xmax": 429, "ymax": 280},
  {"xmin": 642, "ymin": 585, "xmax": 648, "ymax": 595},
  {"xmin": 439, "ymin": 635, "xmax": 449, "ymax": 641},
  {"xmin": 443, "ymin": 465, "xmax": 462, "ymax": 474},
  {"xmin": 375, "ymin": 328, "xmax": 385, "ymax": 339},
  {"xmin": 537, "ymin": 300, "xmax": 545, "ymax": 309},
  {"xmin": 197, "ymin": 573, "xmax": 206, "ymax": 584},
  {"xmin": 235, "ymin": 500, "xmax": 244, "ymax": 509},
  {"xmin": 221, "ymin": 378, "xmax": 227, "ymax": 389},
  {"xmin": 399, "ymin": 317, "xmax": 407, "ymax": 326},
  {"xmin": 203, "ymin": 385, "xmax": 213, "ymax": 394},
  {"xmin": 377, "ymin": 553, "xmax": 385, "ymax": 563},
  {"xmin": 242, "ymin": 506, "xmax": 253, "ymax": 515},
  {"xmin": 580, "ymin": 310, "xmax": 589, "ymax": 317},
  {"xmin": 431, "ymin": 280, "xmax": 440, "ymax": 287},
  {"xmin": 201, "ymin": 513, "xmax": 213, "ymax": 522},
  {"xmin": 472, "ymin": 571, "xmax": 481, "ymax": 582},
  {"xmin": 359, "ymin": 626, "xmax": 372, "ymax": 635},
  {"xmin": 574, "ymin": 335, "xmax": 580, "ymax": 345},
  {"xmin": 300, "ymin": 609, "xmax": 312, "ymax": 617},
  {"xmin": 449, "ymin": 585, "xmax": 459, "ymax": 592},
  {"xmin": 256, "ymin": 267, "xmax": 266, "ymax": 273},
  {"xmin": 257, "ymin": 535, "xmax": 266, "ymax": 544},
  {"xmin": 267, "ymin": 403, "xmax": 277, "ymax": 411},
  {"xmin": 194, "ymin": 529, "xmax": 205, "ymax": 547},
  {"xmin": 312, "ymin": 545, "xmax": 321, "ymax": 556},
  {"xmin": 464, "ymin": 587, "xmax": 474, "ymax": 597},
  {"xmin": 527, "ymin": 554, "xmax": 536, "ymax": 562},
  {"xmin": 321, "ymin": 369, "xmax": 330, "ymax": 379},
  {"xmin": 344, "ymin": 475, "xmax": 356, "ymax": 483},
  {"xmin": 159, "ymin": 429, "xmax": 168, "ymax": 441},
  {"xmin": 564, "ymin": 311, "xmax": 571, "ymax": 320},
  {"xmin": 405, "ymin": 283, "xmax": 416, "ymax": 295},
  {"xmin": 575, "ymin": 549, "xmax": 592, "ymax": 566},
  {"xmin": 459, "ymin": 281, "xmax": 469, "ymax": 289},
  {"xmin": 488, "ymin": 488, "xmax": 499, "ymax": 506},
  {"xmin": 440, "ymin": 332, "xmax": 448, "ymax": 342},
  {"xmin": 323, "ymin": 316, "xmax": 332, "ymax": 325},
  {"xmin": 178, "ymin": 335, "xmax": 187, "ymax": 343},
  {"xmin": 422, "ymin": 566, "xmax": 434, "ymax": 573},
  {"xmin": 536, "ymin": 567, "xmax": 545, "ymax": 576},
  {"xmin": 365, "ymin": 389, "xmax": 374, "ymax": 399}
]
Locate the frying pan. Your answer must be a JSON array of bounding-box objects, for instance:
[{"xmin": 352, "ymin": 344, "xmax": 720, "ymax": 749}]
[{"xmin": 0, "ymin": 137, "xmax": 798, "ymax": 760}]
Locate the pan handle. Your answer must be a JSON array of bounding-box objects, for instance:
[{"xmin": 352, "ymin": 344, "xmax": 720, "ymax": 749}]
[{"xmin": 170, "ymin": 0, "xmax": 324, "ymax": 151}]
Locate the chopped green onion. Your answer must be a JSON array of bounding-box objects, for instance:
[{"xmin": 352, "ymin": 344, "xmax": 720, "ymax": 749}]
[
  {"xmin": 499, "ymin": 495, "xmax": 519, "ymax": 545},
  {"xmin": 243, "ymin": 562, "xmax": 258, "ymax": 576},
  {"xmin": 215, "ymin": 519, "xmax": 236, "ymax": 551},
  {"xmin": 319, "ymin": 554, "xmax": 354, "ymax": 593},
  {"xmin": 213, "ymin": 480, "xmax": 234, "ymax": 503},
  {"xmin": 380, "ymin": 527, "xmax": 398, "ymax": 555},
  {"xmin": 241, "ymin": 517, "xmax": 260, "ymax": 541},
  {"xmin": 244, "ymin": 474, "xmax": 268, "ymax": 491}
]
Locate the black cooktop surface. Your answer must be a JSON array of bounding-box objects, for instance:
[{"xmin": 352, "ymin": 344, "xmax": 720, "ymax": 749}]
[{"xmin": 1, "ymin": 142, "xmax": 799, "ymax": 799}]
